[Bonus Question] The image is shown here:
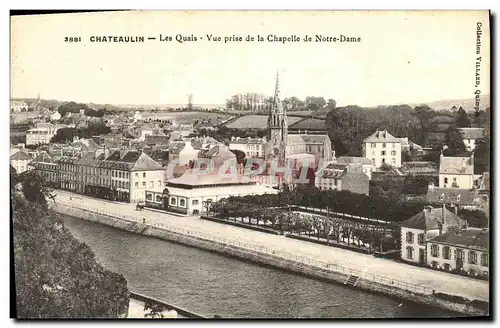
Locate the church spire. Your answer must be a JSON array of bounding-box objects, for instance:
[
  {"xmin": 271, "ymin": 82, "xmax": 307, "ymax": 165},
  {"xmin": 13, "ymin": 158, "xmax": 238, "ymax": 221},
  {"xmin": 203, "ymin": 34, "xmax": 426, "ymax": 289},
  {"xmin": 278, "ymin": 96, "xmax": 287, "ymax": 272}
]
[{"xmin": 272, "ymin": 69, "xmax": 283, "ymax": 114}]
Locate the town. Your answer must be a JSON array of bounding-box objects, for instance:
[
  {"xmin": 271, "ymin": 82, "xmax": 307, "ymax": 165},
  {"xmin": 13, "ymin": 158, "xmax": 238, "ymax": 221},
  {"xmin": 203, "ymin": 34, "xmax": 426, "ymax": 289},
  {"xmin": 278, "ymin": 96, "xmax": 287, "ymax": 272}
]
[{"xmin": 11, "ymin": 72, "xmax": 490, "ymax": 317}]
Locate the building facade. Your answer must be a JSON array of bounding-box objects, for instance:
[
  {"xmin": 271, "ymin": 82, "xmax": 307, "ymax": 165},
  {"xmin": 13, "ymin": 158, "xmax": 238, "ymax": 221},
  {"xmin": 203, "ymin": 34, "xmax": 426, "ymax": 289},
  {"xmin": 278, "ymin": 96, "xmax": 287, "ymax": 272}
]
[
  {"xmin": 458, "ymin": 128, "xmax": 485, "ymax": 152},
  {"xmin": 26, "ymin": 123, "xmax": 61, "ymax": 145},
  {"xmin": 362, "ymin": 130, "xmax": 402, "ymax": 168},
  {"xmin": 439, "ymin": 153, "xmax": 474, "ymax": 189},
  {"xmin": 314, "ymin": 162, "xmax": 370, "ymax": 195},
  {"xmin": 10, "ymin": 150, "xmax": 32, "ymax": 174},
  {"xmin": 229, "ymin": 137, "xmax": 267, "ymax": 158},
  {"xmin": 427, "ymin": 228, "xmax": 489, "ymax": 278}
]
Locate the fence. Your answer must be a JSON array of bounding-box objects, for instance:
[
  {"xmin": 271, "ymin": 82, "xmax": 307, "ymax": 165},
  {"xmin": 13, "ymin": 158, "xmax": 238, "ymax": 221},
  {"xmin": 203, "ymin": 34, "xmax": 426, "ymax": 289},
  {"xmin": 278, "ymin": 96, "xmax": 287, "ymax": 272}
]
[{"xmin": 51, "ymin": 201, "xmax": 433, "ymax": 296}]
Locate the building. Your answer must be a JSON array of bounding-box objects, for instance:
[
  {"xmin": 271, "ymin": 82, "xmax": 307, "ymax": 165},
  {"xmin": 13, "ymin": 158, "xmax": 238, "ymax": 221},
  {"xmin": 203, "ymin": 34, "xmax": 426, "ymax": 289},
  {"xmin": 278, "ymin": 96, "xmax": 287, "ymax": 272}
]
[
  {"xmin": 28, "ymin": 152, "xmax": 59, "ymax": 187},
  {"xmin": 426, "ymin": 184, "xmax": 489, "ymax": 214},
  {"xmin": 50, "ymin": 111, "xmax": 61, "ymax": 121},
  {"xmin": 144, "ymin": 169, "xmax": 279, "ymax": 215},
  {"xmin": 400, "ymin": 205, "xmax": 466, "ymax": 265},
  {"xmin": 229, "ymin": 137, "xmax": 267, "ymax": 158},
  {"xmin": 335, "ymin": 156, "xmax": 374, "ymax": 179},
  {"xmin": 11, "ymin": 100, "xmax": 28, "ymax": 113},
  {"xmin": 401, "ymin": 161, "xmax": 438, "ymax": 177},
  {"xmin": 10, "ymin": 150, "xmax": 32, "ymax": 174},
  {"xmin": 25, "ymin": 123, "xmax": 61, "ymax": 145},
  {"xmin": 427, "ymin": 228, "xmax": 489, "ymax": 278},
  {"xmin": 458, "ymin": 128, "xmax": 485, "ymax": 151},
  {"xmin": 362, "ymin": 130, "xmax": 402, "ymax": 168},
  {"xmin": 314, "ymin": 162, "xmax": 369, "ymax": 195},
  {"xmin": 168, "ymin": 140, "xmax": 200, "ymax": 166},
  {"xmin": 263, "ymin": 71, "xmax": 333, "ymax": 167},
  {"xmin": 439, "ymin": 153, "xmax": 474, "ymax": 189},
  {"xmin": 199, "ymin": 145, "xmax": 237, "ymax": 168}
]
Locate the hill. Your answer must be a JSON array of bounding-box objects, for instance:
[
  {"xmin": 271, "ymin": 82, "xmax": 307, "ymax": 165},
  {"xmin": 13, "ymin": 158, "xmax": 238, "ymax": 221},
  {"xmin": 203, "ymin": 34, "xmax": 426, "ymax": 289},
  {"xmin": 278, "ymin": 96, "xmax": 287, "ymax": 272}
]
[{"xmin": 411, "ymin": 95, "xmax": 490, "ymax": 112}]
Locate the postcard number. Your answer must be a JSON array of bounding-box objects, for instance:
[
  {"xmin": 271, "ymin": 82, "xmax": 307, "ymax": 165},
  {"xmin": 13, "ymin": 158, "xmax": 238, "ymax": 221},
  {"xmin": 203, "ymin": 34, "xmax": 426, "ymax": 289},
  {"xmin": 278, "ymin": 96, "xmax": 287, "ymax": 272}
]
[{"xmin": 65, "ymin": 37, "xmax": 82, "ymax": 43}]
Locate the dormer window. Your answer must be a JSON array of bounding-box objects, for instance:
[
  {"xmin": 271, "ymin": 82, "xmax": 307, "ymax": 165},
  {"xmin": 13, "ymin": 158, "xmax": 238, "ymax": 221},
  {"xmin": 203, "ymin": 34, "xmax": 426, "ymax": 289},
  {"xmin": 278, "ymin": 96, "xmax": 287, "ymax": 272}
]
[{"xmin": 456, "ymin": 194, "xmax": 461, "ymax": 202}]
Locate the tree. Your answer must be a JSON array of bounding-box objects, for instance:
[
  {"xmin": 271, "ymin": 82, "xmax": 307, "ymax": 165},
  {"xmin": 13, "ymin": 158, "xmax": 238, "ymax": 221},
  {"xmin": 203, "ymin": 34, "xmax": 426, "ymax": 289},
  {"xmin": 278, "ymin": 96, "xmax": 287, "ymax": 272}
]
[
  {"xmin": 305, "ymin": 96, "xmax": 326, "ymax": 111},
  {"xmin": 455, "ymin": 107, "xmax": 471, "ymax": 128},
  {"xmin": 443, "ymin": 127, "xmax": 467, "ymax": 156},
  {"xmin": 12, "ymin": 167, "xmax": 130, "ymax": 318},
  {"xmin": 326, "ymin": 99, "xmax": 336, "ymax": 110},
  {"xmin": 230, "ymin": 149, "xmax": 246, "ymax": 165}
]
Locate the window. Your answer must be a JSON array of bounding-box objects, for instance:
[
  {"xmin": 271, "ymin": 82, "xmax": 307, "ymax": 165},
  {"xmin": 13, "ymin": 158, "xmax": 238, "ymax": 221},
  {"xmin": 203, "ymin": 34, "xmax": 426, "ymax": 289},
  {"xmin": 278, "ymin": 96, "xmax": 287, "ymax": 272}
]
[
  {"xmin": 382, "ymin": 143, "xmax": 386, "ymax": 148},
  {"xmin": 149, "ymin": 181, "xmax": 154, "ymax": 188},
  {"xmin": 180, "ymin": 199, "xmax": 186, "ymax": 207},
  {"xmin": 382, "ymin": 158, "xmax": 386, "ymax": 164},
  {"xmin": 142, "ymin": 181, "xmax": 146, "ymax": 187},
  {"xmin": 158, "ymin": 180, "xmax": 162, "ymax": 187},
  {"xmin": 135, "ymin": 173, "xmax": 138, "ymax": 178},
  {"xmin": 391, "ymin": 151, "xmax": 396, "ymax": 156},
  {"xmin": 156, "ymin": 195, "xmax": 162, "ymax": 202},
  {"xmin": 372, "ymin": 158, "xmax": 375, "ymax": 163},
  {"xmin": 417, "ymin": 233, "xmax": 425, "ymax": 245},
  {"xmin": 469, "ymin": 251, "xmax": 477, "ymax": 264},
  {"xmin": 192, "ymin": 200, "xmax": 199, "ymax": 205},
  {"xmin": 443, "ymin": 246, "xmax": 451, "ymax": 260},
  {"xmin": 453, "ymin": 177, "xmax": 456, "ymax": 182},
  {"xmin": 406, "ymin": 231, "xmax": 414, "ymax": 244},
  {"xmin": 143, "ymin": 172, "xmax": 146, "ymax": 178},
  {"xmin": 456, "ymin": 249, "xmax": 464, "ymax": 260},
  {"xmin": 146, "ymin": 193, "xmax": 152, "ymax": 201},
  {"xmin": 444, "ymin": 263, "xmax": 451, "ymax": 271},
  {"xmin": 170, "ymin": 198, "xmax": 176, "ymax": 205},
  {"xmin": 406, "ymin": 246, "xmax": 413, "ymax": 259},
  {"xmin": 431, "ymin": 261, "xmax": 438, "ymax": 268},
  {"xmin": 431, "ymin": 244, "xmax": 439, "ymax": 257},
  {"xmin": 371, "ymin": 143, "xmax": 376, "ymax": 148},
  {"xmin": 391, "ymin": 158, "xmax": 396, "ymax": 165},
  {"xmin": 381, "ymin": 151, "xmax": 386, "ymax": 156},
  {"xmin": 444, "ymin": 177, "xmax": 448, "ymax": 184},
  {"xmin": 256, "ymin": 152, "xmax": 259, "ymax": 157},
  {"xmin": 481, "ymin": 253, "xmax": 488, "ymax": 267}
]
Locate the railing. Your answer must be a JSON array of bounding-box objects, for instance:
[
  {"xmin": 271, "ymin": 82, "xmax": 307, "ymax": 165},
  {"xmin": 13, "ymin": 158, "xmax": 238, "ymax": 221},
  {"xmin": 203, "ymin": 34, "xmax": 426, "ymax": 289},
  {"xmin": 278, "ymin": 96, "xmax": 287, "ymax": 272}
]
[{"xmin": 51, "ymin": 201, "xmax": 433, "ymax": 296}]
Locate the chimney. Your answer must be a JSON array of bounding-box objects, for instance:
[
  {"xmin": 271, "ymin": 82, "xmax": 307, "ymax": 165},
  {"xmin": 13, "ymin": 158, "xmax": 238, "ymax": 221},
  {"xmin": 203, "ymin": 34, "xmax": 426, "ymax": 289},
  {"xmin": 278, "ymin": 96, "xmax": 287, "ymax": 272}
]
[
  {"xmin": 103, "ymin": 146, "xmax": 109, "ymax": 159},
  {"xmin": 441, "ymin": 203, "xmax": 448, "ymax": 234}
]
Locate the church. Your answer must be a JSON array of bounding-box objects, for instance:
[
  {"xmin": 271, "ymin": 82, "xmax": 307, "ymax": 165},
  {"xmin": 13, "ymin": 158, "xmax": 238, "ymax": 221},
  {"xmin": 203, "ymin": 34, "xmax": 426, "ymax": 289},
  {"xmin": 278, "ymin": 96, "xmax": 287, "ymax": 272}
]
[{"xmin": 263, "ymin": 71, "xmax": 333, "ymax": 166}]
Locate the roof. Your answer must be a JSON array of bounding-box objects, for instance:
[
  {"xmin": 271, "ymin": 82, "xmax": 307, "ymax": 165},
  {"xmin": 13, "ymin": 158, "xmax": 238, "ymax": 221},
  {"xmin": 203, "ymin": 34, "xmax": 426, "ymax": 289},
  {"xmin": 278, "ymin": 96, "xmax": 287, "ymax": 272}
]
[
  {"xmin": 458, "ymin": 128, "xmax": 485, "ymax": 140},
  {"xmin": 145, "ymin": 135, "xmax": 170, "ymax": 146},
  {"xmin": 10, "ymin": 151, "xmax": 31, "ymax": 161},
  {"xmin": 336, "ymin": 157, "xmax": 374, "ymax": 165},
  {"xmin": 230, "ymin": 137, "xmax": 266, "ymax": 145},
  {"xmin": 167, "ymin": 170, "xmax": 246, "ymax": 187},
  {"xmin": 150, "ymin": 182, "xmax": 279, "ymax": 198},
  {"xmin": 287, "ymin": 135, "xmax": 305, "ymax": 145},
  {"xmin": 429, "ymin": 228, "xmax": 489, "ymax": 251},
  {"xmin": 401, "ymin": 206, "xmax": 466, "ymax": 230},
  {"xmin": 288, "ymin": 117, "xmax": 326, "ymax": 131},
  {"xmin": 204, "ymin": 145, "xmax": 236, "ymax": 159},
  {"xmin": 100, "ymin": 150, "xmax": 162, "ymax": 171},
  {"xmin": 55, "ymin": 155, "xmax": 81, "ymax": 165},
  {"xmin": 439, "ymin": 155, "xmax": 474, "ymax": 175},
  {"xmin": 76, "ymin": 153, "xmax": 102, "ymax": 167},
  {"xmin": 299, "ymin": 134, "xmax": 329, "ymax": 144},
  {"xmin": 169, "ymin": 141, "xmax": 186, "ymax": 154},
  {"xmin": 426, "ymin": 187, "xmax": 479, "ymax": 206},
  {"xmin": 316, "ymin": 162, "xmax": 348, "ymax": 179},
  {"xmin": 363, "ymin": 130, "xmax": 401, "ymax": 143},
  {"xmin": 402, "ymin": 161, "xmax": 438, "ymax": 174}
]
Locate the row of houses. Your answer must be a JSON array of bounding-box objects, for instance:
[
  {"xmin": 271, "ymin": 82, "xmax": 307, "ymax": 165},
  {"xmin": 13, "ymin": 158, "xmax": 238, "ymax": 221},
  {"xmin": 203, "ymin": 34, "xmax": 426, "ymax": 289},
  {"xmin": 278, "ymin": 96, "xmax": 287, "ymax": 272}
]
[{"xmin": 401, "ymin": 205, "xmax": 489, "ymax": 278}]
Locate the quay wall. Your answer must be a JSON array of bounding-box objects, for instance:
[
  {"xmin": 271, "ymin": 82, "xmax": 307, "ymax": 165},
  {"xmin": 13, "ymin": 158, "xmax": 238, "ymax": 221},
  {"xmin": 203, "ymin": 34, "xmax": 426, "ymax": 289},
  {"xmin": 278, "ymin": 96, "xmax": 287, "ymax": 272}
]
[{"xmin": 49, "ymin": 204, "xmax": 488, "ymax": 317}]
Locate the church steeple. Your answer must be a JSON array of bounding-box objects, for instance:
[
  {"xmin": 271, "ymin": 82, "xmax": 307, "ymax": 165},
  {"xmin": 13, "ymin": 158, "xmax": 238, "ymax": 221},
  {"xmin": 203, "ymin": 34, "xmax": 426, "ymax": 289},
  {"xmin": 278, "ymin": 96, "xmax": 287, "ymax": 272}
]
[{"xmin": 268, "ymin": 70, "xmax": 287, "ymax": 145}]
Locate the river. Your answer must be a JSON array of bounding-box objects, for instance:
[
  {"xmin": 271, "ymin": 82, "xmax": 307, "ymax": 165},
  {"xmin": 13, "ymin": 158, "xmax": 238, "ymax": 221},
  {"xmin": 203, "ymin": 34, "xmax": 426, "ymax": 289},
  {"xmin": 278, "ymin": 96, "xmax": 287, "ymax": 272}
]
[{"xmin": 61, "ymin": 214, "xmax": 460, "ymax": 319}]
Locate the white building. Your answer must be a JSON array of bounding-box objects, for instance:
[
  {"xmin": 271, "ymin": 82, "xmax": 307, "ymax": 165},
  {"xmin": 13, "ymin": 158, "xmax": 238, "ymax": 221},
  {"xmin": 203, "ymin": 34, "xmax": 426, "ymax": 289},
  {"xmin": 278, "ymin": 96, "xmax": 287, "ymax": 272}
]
[
  {"xmin": 400, "ymin": 205, "xmax": 466, "ymax": 265},
  {"xmin": 427, "ymin": 228, "xmax": 489, "ymax": 278},
  {"xmin": 11, "ymin": 101, "xmax": 28, "ymax": 113},
  {"xmin": 362, "ymin": 130, "xmax": 402, "ymax": 168},
  {"xmin": 25, "ymin": 123, "xmax": 61, "ymax": 145},
  {"xmin": 10, "ymin": 150, "xmax": 32, "ymax": 174},
  {"xmin": 314, "ymin": 162, "xmax": 369, "ymax": 195},
  {"xmin": 229, "ymin": 137, "xmax": 267, "ymax": 158},
  {"xmin": 50, "ymin": 111, "xmax": 61, "ymax": 121},
  {"xmin": 145, "ymin": 170, "xmax": 279, "ymax": 215},
  {"xmin": 439, "ymin": 153, "xmax": 475, "ymax": 189},
  {"xmin": 458, "ymin": 128, "xmax": 485, "ymax": 152},
  {"xmin": 169, "ymin": 140, "xmax": 200, "ymax": 166}
]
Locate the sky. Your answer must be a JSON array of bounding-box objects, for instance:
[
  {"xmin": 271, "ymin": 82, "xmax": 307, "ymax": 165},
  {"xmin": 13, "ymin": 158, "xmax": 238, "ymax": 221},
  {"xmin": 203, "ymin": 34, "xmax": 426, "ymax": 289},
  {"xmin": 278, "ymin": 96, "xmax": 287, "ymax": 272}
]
[{"xmin": 11, "ymin": 11, "xmax": 490, "ymax": 107}]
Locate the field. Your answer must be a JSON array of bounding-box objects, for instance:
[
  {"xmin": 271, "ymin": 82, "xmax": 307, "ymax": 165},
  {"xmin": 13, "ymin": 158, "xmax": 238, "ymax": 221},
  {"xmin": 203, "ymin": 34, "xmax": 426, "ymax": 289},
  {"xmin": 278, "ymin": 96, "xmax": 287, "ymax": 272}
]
[
  {"xmin": 141, "ymin": 111, "xmax": 235, "ymax": 124},
  {"xmin": 10, "ymin": 111, "xmax": 40, "ymax": 124}
]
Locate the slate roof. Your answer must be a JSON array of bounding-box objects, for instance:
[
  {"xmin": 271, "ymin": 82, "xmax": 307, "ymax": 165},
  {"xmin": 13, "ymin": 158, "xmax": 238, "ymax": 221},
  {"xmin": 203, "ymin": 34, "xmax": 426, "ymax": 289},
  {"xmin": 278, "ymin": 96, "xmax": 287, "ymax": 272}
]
[
  {"xmin": 287, "ymin": 135, "xmax": 306, "ymax": 145},
  {"xmin": 55, "ymin": 155, "xmax": 81, "ymax": 165},
  {"xmin": 316, "ymin": 162, "xmax": 349, "ymax": 179},
  {"xmin": 100, "ymin": 150, "xmax": 162, "ymax": 171},
  {"xmin": 401, "ymin": 206, "xmax": 466, "ymax": 230},
  {"xmin": 426, "ymin": 187, "xmax": 478, "ymax": 205},
  {"xmin": 230, "ymin": 137, "xmax": 266, "ymax": 145},
  {"xmin": 76, "ymin": 153, "xmax": 102, "ymax": 167},
  {"xmin": 439, "ymin": 155, "xmax": 474, "ymax": 175},
  {"xmin": 363, "ymin": 130, "xmax": 401, "ymax": 143},
  {"xmin": 300, "ymin": 134, "xmax": 329, "ymax": 144},
  {"xmin": 204, "ymin": 145, "xmax": 236, "ymax": 159},
  {"xmin": 430, "ymin": 228, "xmax": 489, "ymax": 251},
  {"xmin": 145, "ymin": 135, "xmax": 170, "ymax": 146},
  {"xmin": 169, "ymin": 141, "xmax": 186, "ymax": 155},
  {"xmin": 336, "ymin": 157, "xmax": 374, "ymax": 165},
  {"xmin": 402, "ymin": 161, "xmax": 438, "ymax": 175},
  {"xmin": 10, "ymin": 151, "xmax": 31, "ymax": 161},
  {"xmin": 458, "ymin": 128, "xmax": 485, "ymax": 140}
]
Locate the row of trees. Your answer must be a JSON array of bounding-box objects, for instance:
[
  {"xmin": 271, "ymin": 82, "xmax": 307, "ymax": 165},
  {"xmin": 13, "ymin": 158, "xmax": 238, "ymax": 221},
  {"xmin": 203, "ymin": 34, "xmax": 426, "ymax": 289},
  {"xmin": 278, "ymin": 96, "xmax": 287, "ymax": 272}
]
[
  {"xmin": 225, "ymin": 94, "xmax": 336, "ymax": 112},
  {"xmin": 51, "ymin": 122, "xmax": 112, "ymax": 143},
  {"xmin": 11, "ymin": 168, "xmax": 130, "ymax": 318},
  {"xmin": 213, "ymin": 185, "xmax": 488, "ymax": 228},
  {"xmin": 210, "ymin": 201, "xmax": 399, "ymax": 252}
]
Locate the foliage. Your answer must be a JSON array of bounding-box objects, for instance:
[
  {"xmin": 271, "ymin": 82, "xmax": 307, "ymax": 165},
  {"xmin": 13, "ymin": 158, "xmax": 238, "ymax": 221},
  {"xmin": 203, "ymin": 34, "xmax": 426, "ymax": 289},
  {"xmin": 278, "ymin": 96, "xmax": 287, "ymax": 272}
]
[
  {"xmin": 455, "ymin": 107, "xmax": 471, "ymax": 128},
  {"xmin": 458, "ymin": 209, "xmax": 489, "ymax": 228},
  {"xmin": 84, "ymin": 108, "xmax": 105, "ymax": 118},
  {"xmin": 12, "ymin": 166, "xmax": 129, "ymax": 318},
  {"xmin": 230, "ymin": 149, "xmax": 246, "ymax": 164},
  {"xmin": 474, "ymin": 132, "xmax": 490, "ymax": 174},
  {"xmin": 51, "ymin": 122, "xmax": 111, "ymax": 143},
  {"xmin": 57, "ymin": 102, "xmax": 89, "ymax": 117},
  {"xmin": 443, "ymin": 127, "xmax": 468, "ymax": 156}
]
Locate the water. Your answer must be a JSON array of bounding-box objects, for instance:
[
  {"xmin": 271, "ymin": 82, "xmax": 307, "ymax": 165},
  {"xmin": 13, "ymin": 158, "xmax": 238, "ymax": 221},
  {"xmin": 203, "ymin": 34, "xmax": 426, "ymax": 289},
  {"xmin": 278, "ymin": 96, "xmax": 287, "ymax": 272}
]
[{"xmin": 61, "ymin": 215, "xmax": 460, "ymax": 319}]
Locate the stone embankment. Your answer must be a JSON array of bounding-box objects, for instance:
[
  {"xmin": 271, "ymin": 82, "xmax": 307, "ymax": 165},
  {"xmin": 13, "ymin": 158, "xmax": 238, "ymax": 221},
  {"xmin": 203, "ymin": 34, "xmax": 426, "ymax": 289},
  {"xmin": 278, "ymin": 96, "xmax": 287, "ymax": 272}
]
[{"xmin": 50, "ymin": 202, "xmax": 489, "ymax": 317}]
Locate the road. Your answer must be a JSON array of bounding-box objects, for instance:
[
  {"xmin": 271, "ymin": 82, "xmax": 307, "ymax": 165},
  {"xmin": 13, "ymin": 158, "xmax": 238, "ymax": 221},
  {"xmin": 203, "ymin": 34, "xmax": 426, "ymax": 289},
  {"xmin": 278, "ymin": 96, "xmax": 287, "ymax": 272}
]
[{"xmin": 53, "ymin": 191, "xmax": 489, "ymax": 302}]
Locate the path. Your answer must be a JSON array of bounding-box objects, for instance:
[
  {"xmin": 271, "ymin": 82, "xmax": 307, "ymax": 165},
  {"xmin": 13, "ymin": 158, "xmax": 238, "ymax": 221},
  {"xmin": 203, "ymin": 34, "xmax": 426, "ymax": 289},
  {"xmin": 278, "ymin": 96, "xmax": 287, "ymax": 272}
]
[{"xmin": 53, "ymin": 191, "xmax": 489, "ymax": 302}]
